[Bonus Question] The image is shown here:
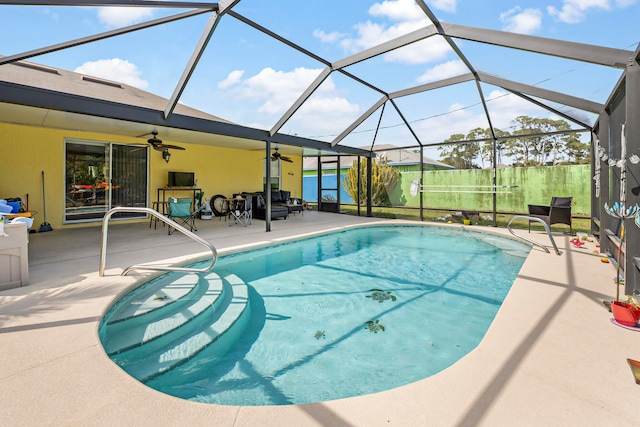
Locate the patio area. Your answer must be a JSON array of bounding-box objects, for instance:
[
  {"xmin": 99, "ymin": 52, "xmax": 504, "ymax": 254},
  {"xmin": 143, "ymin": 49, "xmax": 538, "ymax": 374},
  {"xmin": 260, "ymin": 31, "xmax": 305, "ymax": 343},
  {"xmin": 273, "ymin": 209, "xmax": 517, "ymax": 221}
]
[{"xmin": 0, "ymin": 212, "xmax": 638, "ymax": 426}]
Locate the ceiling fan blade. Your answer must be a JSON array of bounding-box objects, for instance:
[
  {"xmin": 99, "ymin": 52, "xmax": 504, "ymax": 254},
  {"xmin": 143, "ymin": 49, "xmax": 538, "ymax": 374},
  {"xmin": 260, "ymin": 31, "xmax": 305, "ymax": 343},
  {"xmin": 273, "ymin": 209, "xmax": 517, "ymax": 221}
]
[
  {"xmin": 150, "ymin": 141, "xmax": 185, "ymax": 151},
  {"xmin": 160, "ymin": 144, "xmax": 185, "ymax": 150},
  {"xmin": 281, "ymin": 156, "xmax": 293, "ymax": 163}
]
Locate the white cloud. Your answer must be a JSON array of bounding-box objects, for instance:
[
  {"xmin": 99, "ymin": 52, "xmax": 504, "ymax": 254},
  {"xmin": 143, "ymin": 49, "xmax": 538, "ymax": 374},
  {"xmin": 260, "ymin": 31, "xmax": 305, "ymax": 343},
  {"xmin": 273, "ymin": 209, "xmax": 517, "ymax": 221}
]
[
  {"xmin": 415, "ymin": 102, "xmax": 488, "ymax": 144},
  {"xmin": 386, "ymin": 35, "xmax": 452, "ymax": 65},
  {"xmin": 217, "ymin": 67, "xmax": 361, "ymax": 134},
  {"xmin": 338, "ymin": 18, "xmax": 450, "ymax": 65},
  {"xmin": 233, "ymin": 67, "xmax": 326, "ymax": 114},
  {"xmin": 41, "ymin": 8, "xmax": 60, "ymax": 22},
  {"xmin": 547, "ymin": 0, "xmax": 610, "ymax": 24},
  {"xmin": 341, "ymin": 0, "xmax": 429, "ymax": 52},
  {"xmin": 217, "ymin": 70, "xmax": 244, "ymax": 89},
  {"xmin": 417, "ymin": 60, "xmax": 468, "ymax": 83},
  {"xmin": 97, "ymin": 7, "xmax": 154, "ymax": 28},
  {"xmin": 369, "ymin": 0, "xmax": 425, "ymax": 21},
  {"xmin": 74, "ymin": 58, "xmax": 149, "ymax": 89},
  {"xmin": 414, "ymin": 90, "xmax": 546, "ymax": 144},
  {"xmin": 292, "ymin": 96, "xmax": 361, "ymax": 134},
  {"xmin": 483, "ymin": 90, "xmax": 542, "ymax": 130},
  {"xmin": 329, "ymin": 0, "xmax": 458, "ymax": 65},
  {"xmin": 427, "ymin": 0, "xmax": 458, "ymax": 13},
  {"xmin": 500, "ymin": 7, "xmax": 543, "ymax": 34},
  {"xmin": 313, "ymin": 29, "xmax": 346, "ymax": 43}
]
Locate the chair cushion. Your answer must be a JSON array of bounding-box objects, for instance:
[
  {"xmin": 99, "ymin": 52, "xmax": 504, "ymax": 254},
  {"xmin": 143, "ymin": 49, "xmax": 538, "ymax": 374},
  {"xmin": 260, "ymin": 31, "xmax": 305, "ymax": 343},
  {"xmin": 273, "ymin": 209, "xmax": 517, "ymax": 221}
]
[{"xmin": 272, "ymin": 191, "xmax": 282, "ymax": 202}]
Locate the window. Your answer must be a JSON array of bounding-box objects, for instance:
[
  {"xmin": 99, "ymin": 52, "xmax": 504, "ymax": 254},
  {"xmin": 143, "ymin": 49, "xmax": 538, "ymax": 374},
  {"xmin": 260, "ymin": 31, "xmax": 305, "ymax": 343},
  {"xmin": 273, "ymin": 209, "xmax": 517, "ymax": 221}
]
[{"xmin": 263, "ymin": 157, "xmax": 281, "ymax": 192}]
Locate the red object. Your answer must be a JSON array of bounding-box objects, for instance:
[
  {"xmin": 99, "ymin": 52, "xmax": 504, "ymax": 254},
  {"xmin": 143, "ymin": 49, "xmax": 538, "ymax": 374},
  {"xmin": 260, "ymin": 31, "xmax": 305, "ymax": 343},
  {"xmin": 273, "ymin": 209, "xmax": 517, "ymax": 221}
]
[
  {"xmin": 570, "ymin": 238, "xmax": 586, "ymax": 248},
  {"xmin": 611, "ymin": 301, "xmax": 640, "ymax": 327}
]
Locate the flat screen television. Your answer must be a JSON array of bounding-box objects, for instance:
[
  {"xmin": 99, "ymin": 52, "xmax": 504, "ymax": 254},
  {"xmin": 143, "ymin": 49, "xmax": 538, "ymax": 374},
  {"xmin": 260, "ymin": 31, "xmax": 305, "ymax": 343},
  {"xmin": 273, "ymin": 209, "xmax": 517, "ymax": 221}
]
[{"xmin": 168, "ymin": 171, "xmax": 195, "ymax": 187}]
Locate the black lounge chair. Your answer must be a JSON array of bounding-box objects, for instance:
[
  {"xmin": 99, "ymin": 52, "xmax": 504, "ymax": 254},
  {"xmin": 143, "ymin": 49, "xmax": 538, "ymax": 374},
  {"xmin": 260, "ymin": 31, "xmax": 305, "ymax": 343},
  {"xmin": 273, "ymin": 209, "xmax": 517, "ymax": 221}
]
[{"xmin": 528, "ymin": 196, "xmax": 573, "ymax": 234}]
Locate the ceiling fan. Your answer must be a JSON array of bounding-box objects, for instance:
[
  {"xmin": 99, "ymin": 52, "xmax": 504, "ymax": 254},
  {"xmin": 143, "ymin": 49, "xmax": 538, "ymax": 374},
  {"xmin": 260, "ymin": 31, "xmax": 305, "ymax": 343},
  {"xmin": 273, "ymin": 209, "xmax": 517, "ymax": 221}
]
[
  {"xmin": 271, "ymin": 148, "xmax": 293, "ymax": 163},
  {"xmin": 146, "ymin": 131, "xmax": 185, "ymax": 152}
]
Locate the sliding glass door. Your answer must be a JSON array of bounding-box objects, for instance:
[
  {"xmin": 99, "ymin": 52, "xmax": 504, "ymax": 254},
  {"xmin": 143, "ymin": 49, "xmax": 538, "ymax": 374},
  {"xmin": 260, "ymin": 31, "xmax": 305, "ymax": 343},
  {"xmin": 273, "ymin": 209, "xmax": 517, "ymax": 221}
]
[
  {"xmin": 65, "ymin": 139, "xmax": 148, "ymax": 223},
  {"xmin": 111, "ymin": 144, "xmax": 148, "ymax": 217}
]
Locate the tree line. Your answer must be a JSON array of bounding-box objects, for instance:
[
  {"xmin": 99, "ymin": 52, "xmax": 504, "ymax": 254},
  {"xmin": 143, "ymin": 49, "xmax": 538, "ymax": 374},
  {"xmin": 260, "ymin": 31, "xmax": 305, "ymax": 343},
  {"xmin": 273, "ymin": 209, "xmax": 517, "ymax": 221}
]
[{"xmin": 437, "ymin": 116, "xmax": 590, "ymax": 169}]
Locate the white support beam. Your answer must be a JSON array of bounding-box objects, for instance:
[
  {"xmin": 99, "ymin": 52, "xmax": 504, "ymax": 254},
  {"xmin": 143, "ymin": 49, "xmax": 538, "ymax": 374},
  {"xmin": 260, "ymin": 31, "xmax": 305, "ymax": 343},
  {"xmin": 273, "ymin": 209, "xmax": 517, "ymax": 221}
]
[
  {"xmin": 389, "ymin": 73, "xmax": 475, "ymax": 99},
  {"xmin": 443, "ymin": 22, "xmax": 633, "ymax": 69},
  {"xmin": 1, "ymin": 0, "xmax": 216, "ymax": 6},
  {"xmin": 0, "ymin": 9, "xmax": 210, "ymax": 66},
  {"xmin": 332, "ymin": 25, "xmax": 438, "ymax": 70},
  {"xmin": 478, "ymin": 72, "xmax": 604, "ymax": 113}
]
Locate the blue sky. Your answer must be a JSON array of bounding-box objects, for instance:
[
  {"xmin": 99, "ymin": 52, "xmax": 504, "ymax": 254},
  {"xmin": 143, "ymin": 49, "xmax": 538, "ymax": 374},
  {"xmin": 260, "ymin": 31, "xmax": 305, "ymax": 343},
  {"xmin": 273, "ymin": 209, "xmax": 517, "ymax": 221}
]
[{"xmin": 1, "ymin": 0, "xmax": 639, "ymax": 155}]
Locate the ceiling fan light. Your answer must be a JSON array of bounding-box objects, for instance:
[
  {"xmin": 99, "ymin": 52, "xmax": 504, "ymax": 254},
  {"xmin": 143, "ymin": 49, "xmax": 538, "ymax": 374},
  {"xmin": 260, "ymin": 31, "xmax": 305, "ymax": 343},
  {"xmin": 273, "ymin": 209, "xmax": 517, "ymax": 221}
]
[{"xmin": 162, "ymin": 149, "xmax": 171, "ymax": 163}]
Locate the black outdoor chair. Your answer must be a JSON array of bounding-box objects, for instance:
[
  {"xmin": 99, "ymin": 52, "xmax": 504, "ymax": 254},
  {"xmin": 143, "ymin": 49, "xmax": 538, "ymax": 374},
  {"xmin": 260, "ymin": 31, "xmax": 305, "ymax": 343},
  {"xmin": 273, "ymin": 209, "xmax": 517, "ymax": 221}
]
[{"xmin": 528, "ymin": 196, "xmax": 573, "ymax": 234}]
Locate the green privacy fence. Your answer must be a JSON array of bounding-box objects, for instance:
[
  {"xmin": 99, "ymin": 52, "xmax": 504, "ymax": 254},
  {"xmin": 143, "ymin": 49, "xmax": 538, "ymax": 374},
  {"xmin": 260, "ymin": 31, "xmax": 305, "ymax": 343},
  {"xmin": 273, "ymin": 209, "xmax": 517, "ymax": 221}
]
[{"xmin": 390, "ymin": 165, "xmax": 591, "ymax": 216}]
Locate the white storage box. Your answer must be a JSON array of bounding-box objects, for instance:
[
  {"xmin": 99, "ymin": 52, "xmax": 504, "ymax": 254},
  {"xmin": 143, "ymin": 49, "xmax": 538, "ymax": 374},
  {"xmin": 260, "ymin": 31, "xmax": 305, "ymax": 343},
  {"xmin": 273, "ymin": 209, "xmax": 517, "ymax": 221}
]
[{"xmin": 0, "ymin": 221, "xmax": 29, "ymax": 290}]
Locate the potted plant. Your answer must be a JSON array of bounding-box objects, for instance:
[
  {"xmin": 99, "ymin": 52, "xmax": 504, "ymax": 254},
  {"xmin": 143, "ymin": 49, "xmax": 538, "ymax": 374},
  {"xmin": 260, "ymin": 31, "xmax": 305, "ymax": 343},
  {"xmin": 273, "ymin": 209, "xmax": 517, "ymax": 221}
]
[{"xmin": 612, "ymin": 296, "xmax": 640, "ymax": 327}]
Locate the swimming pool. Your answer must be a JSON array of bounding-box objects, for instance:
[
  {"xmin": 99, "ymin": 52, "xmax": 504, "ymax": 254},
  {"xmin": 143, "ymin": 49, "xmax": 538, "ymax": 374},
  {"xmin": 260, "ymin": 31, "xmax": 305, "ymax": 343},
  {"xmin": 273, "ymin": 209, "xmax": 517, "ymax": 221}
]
[{"xmin": 99, "ymin": 225, "xmax": 530, "ymax": 405}]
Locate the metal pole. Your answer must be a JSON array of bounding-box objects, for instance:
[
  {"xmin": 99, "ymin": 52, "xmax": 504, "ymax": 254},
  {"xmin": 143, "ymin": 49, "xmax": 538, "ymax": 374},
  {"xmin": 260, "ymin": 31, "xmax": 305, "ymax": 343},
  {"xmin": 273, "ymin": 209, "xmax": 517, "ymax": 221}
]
[
  {"xmin": 357, "ymin": 156, "xmax": 361, "ymax": 216},
  {"xmin": 625, "ymin": 52, "xmax": 640, "ymax": 295},
  {"xmin": 317, "ymin": 156, "xmax": 322, "ymax": 212},
  {"xmin": 337, "ymin": 156, "xmax": 341, "ymax": 212},
  {"xmin": 265, "ymin": 140, "xmax": 271, "ymax": 232},
  {"xmin": 599, "ymin": 112, "xmax": 611, "ymax": 256},
  {"xmin": 366, "ymin": 156, "xmax": 372, "ymax": 217},
  {"xmin": 420, "ymin": 146, "xmax": 424, "ymax": 222},
  {"xmin": 492, "ymin": 138, "xmax": 497, "ymax": 227}
]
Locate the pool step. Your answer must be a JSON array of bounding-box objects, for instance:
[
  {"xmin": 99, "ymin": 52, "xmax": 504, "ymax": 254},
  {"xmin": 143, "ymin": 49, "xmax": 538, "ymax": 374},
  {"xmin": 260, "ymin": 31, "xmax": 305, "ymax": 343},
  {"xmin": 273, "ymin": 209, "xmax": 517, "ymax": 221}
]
[
  {"xmin": 102, "ymin": 271, "xmax": 225, "ymax": 355},
  {"xmin": 109, "ymin": 270, "xmax": 251, "ymax": 383},
  {"xmin": 106, "ymin": 274, "xmax": 201, "ymax": 325}
]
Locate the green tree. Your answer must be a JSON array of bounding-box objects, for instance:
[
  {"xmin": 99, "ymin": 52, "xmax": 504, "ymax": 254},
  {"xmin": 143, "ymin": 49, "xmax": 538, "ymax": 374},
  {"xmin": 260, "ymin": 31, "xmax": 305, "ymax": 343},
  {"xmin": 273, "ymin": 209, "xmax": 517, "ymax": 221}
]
[
  {"xmin": 503, "ymin": 116, "xmax": 589, "ymax": 166},
  {"xmin": 438, "ymin": 116, "xmax": 589, "ymax": 167},
  {"xmin": 437, "ymin": 133, "xmax": 480, "ymax": 169},
  {"xmin": 342, "ymin": 156, "xmax": 399, "ymax": 206},
  {"xmin": 503, "ymin": 116, "xmax": 541, "ymax": 166},
  {"xmin": 564, "ymin": 136, "xmax": 590, "ymax": 164},
  {"xmin": 467, "ymin": 127, "xmax": 510, "ymax": 168}
]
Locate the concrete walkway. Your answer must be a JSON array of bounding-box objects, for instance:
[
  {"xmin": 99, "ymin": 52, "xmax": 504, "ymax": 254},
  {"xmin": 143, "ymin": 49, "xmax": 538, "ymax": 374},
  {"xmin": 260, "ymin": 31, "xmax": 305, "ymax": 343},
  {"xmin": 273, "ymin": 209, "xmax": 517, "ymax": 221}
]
[{"xmin": 0, "ymin": 212, "xmax": 637, "ymax": 426}]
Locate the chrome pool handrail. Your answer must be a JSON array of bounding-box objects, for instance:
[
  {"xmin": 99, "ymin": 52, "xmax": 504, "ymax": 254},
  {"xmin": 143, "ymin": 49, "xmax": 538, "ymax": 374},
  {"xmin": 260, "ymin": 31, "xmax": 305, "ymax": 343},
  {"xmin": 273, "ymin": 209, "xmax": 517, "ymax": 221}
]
[
  {"xmin": 99, "ymin": 207, "xmax": 217, "ymax": 276},
  {"xmin": 507, "ymin": 215, "xmax": 561, "ymax": 256}
]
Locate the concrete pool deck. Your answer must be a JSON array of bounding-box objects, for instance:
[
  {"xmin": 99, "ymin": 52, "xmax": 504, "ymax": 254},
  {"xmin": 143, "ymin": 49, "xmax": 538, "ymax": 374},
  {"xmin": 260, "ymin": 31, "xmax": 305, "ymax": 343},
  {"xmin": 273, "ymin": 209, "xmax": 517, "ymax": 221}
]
[{"xmin": 1, "ymin": 212, "xmax": 638, "ymax": 426}]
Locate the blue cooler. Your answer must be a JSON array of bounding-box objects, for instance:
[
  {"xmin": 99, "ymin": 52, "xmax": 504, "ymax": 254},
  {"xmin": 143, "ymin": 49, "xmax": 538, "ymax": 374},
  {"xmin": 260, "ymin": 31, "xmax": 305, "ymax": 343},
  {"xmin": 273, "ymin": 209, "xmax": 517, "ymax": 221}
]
[{"xmin": 7, "ymin": 201, "xmax": 20, "ymax": 213}]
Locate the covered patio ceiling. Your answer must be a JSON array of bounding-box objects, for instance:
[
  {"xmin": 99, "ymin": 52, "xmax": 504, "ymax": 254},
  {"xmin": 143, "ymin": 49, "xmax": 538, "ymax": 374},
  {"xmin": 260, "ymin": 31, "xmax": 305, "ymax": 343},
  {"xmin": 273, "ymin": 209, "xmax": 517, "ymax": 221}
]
[{"xmin": 0, "ymin": 1, "xmax": 638, "ymax": 161}]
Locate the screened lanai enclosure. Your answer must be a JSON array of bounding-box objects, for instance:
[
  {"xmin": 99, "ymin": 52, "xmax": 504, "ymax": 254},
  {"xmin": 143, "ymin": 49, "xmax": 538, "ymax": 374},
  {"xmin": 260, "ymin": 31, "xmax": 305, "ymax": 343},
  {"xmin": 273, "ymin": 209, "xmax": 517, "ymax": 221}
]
[{"xmin": 0, "ymin": 1, "xmax": 639, "ymax": 293}]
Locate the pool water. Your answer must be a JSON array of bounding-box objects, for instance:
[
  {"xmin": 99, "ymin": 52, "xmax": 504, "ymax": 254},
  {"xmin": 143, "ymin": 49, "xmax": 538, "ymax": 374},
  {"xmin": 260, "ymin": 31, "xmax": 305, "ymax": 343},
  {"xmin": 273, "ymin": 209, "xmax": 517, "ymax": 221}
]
[{"xmin": 100, "ymin": 225, "xmax": 530, "ymax": 405}]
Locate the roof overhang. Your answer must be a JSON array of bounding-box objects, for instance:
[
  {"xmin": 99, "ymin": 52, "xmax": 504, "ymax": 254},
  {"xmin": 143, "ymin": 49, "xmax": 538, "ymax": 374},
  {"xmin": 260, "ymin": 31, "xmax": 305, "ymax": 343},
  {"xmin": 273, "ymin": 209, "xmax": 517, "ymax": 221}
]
[{"xmin": 0, "ymin": 80, "xmax": 373, "ymax": 158}]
